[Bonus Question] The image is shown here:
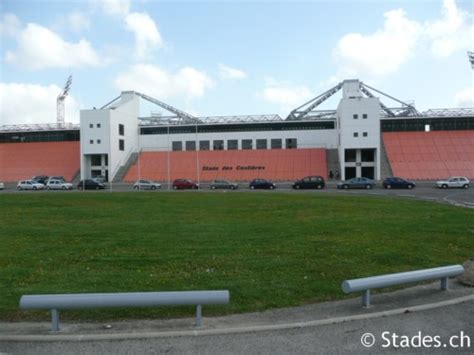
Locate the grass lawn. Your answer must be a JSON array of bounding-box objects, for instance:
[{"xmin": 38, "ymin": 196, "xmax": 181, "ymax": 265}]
[{"xmin": 1, "ymin": 191, "xmax": 473, "ymax": 322}]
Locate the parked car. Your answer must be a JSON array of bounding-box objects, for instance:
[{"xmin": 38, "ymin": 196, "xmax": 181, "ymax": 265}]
[
  {"xmin": 92, "ymin": 176, "xmax": 106, "ymax": 183},
  {"xmin": 46, "ymin": 179, "xmax": 73, "ymax": 190},
  {"xmin": 337, "ymin": 177, "xmax": 375, "ymax": 189},
  {"xmin": 210, "ymin": 180, "xmax": 238, "ymax": 190},
  {"xmin": 17, "ymin": 180, "xmax": 45, "ymax": 190},
  {"xmin": 383, "ymin": 177, "xmax": 415, "ymax": 189},
  {"xmin": 249, "ymin": 178, "xmax": 276, "ymax": 190},
  {"xmin": 133, "ymin": 179, "xmax": 161, "ymax": 190},
  {"xmin": 32, "ymin": 175, "xmax": 49, "ymax": 184},
  {"xmin": 0, "ymin": 182, "xmax": 4, "ymax": 190},
  {"xmin": 292, "ymin": 176, "xmax": 325, "ymax": 190},
  {"xmin": 46, "ymin": 176, "xmax": 65, "ymax": 183},
  {"xmin": 436, "ymin": 177, "xmax": 470, "ymax": 189},
  {"xmin": 172, "ymin": 179, "xmax": 199, "ymax": 190},
  {"xmin": 77, "ymin": 179, "xmax": 106, "ymax": 190}
]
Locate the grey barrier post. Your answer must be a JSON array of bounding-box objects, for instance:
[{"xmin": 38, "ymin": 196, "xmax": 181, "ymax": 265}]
[
  {"xmin": 196, "ymin": 304, "xmax": 202, "ymax": 327},
  {"xmin": 51, "ymin": 309, "xmax": 60, "ymax": 332}
]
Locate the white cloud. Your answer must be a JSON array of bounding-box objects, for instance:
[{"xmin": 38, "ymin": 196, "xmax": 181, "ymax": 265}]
[
  {"xmin": 0, "ymin": 83, "xmax": 80, "ymax": 125},
  {"xmin": 0, "ymin": 13, "xmax": 21, "ymax": 37},
  {"xmin": 125, "ymin": 12, "xmax": 163, "ymax": 59},
  {"xmin": 5, "ymin": 23, "xmax": 100, "ymax": 70},
  {"xmin": 258, "ymin": 77, "xmax": 313, "ymax": 115},
  {"xmin": 115, "ymin": 64, "xmax": 215, "ymax": 99},
  {"xmin": 332, "ymin": 0, "xmax": 473, "ymax": 79},
  {"xmin": 66, "ymin": 12, "xmax": 91, "ymax": 33},
  {"xmin": 218, "ymin": 64, "xmax": 247, "ymax": 80},
  {"xmin": 455, "ymin": 86, "xmax": 474, "ymax": 107},
  {"xmin": 333, "ymin": 9, "xmax": 421, "ymax": 77},
  {"xmin": 425, "ymin": 0, "xmax": 474, "ymax": 57},
  {"xmin": 100, "ymin": 0, "xmax": 131, "ymax": 17}
]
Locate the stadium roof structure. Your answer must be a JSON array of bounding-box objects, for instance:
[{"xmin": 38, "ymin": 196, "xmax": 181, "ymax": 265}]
[{"xmin": 1, "ymin": 80, "xmax": 473, "ymax": 132}]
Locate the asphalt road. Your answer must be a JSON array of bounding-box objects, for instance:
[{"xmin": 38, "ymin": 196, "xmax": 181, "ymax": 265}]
[
  {"xmin": 2, "ymin": 299, "xmax": 473, "ymax": 354},
  {"xmin": 2, "ymin": 181, "xmax": 474, "ymax": 209}
]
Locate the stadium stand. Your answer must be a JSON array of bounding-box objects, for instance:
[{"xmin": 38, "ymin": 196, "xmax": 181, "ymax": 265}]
[
  {"xmin": 383, "ymin": 131, "xmax": 474, "ymax": 180},
  {"xmin": 0, "ymin": 142, "xmax": 80, "ymax": 182},
  {"xmin": 124, "ymin": 148, "xmax": 327, "ymax": 182}
]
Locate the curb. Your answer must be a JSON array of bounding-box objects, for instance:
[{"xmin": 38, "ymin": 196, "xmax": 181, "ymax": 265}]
[{"xmin": 2, "ymin": 293, "xmax": 474, "ymax": 342}]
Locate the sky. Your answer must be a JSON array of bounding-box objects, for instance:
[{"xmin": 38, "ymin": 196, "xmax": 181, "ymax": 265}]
[{"xmin": 0, "ymin": 0, "xmax": 473, "ymax": 126}]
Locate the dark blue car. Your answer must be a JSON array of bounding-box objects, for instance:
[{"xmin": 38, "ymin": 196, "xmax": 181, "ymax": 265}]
[
  {"xmin": 249, "ymin": 178, "xmax": 275, "ymax": 190},
  {"xmin": 383, "ymin": 177, "xmax": 415, "ymax": 189}
]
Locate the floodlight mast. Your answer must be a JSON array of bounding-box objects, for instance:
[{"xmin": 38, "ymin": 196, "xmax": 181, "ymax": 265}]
[
  {"xmin": 468, "ymin": 51, "xmax": 474, "ymax": 69},
  {"xmin": 57, "ymin": 75, "xmax": 72, "ymax": 126}
]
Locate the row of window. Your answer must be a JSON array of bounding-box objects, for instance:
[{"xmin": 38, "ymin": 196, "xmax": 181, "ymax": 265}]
[
  {"xmin": 171, "ymin": 138, "xmax": 298, "ymax": 151},
  {"xmin": 88, "ymin": 123, "xmax": 125, "ymax": 136},
  {"xmin": 353, "ymin": 114, "xmax": 368, "ymax": 120},
  {"xmin": 88, "ymin": 138, "xmax": 125, "ymax": 151},
  {"xmin": 353, "ymin": 132, "xmax": 369, "ymax": 138}
]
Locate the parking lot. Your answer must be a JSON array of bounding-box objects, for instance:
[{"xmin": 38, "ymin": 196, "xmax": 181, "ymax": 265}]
[{"xmin": 2, "ymin": 180, "xmax": 474, "ymax": 209}]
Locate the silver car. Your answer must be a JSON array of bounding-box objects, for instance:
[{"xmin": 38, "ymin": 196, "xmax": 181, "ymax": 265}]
[
  {"xmin": 133, "ymin": 179, "xmax": 161, "ymax": 190},
  {"xmin": 46, "ymin": 179, "xmax": 73, "ymax": 190},
  {"xmin": 17, "ymin": 180, "xmax": 44, "ymax": 190},
  {"xmin": 436, "ymin": 177, "xmax": 470, "ymax": 189},
  {"xmin": 210, "ymin": 180, "xmax": 239, "ymax": 190}
]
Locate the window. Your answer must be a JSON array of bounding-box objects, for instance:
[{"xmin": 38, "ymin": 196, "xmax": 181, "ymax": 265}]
[
  {"xmin": 353, "ymin": 114, "xmax": 358, "ymax": 119},
  {"xmin": 361, "ymin": 149, "xmax": 375, "ymax": 162},
  {"xmin": 363, "ymin": 132, "xmax": 368, "ymax": 137},
  {"xmin": 271, "ymin": 139, "xmax": 282, "ymax": 149},
  {"xmin": 185, "ymin": 141, "xmax": 196, "ymax": 151},
  {"xmin": 97, "ymin": 139, "xmax": 101, "ymax": 144},
  {"xmin": 345, "ymin": 149, "xmax": 356, "ymax": 162},
  {"xmin": 91, "ymin": 155, "xmax": 102, "ymax": 166},
  {"xmin": 199, "ymin": 140, "xmax": 210, "ymax": 151},
  {"xmin": 89, "ymin": 139, "xmax": 94, "ymax": 144},
  {"xmin": 362, "ymin": 114, "xmax": 368, "ymax": 119},
  {"xmin": 213, "ymin": 140, "xmax": 224, "ymax": 150},
  {"xmin": 353, "ymin": 132, "xmax": 359, "ymax": 137},
  {"xmin": 172, "ymin": 141, "xmax": 183, "ymax": 151},
  {"xmin": 242, "ymin": 139, "xmax": 253, "ymax": 150},
  {"xmin": 119, "ymin": 139, "xmax": 124, "ymax": 151},
  {"xmin": 89, "ymin": 124, "xmax": 93, "ymax": 128},
  {"xmin": 97, "ymin": 123, "xmax": 101, "ymax": 128},
  {"xmin": 119, "ymin": 124, "xmax": 124, "ymax": 136},
  {"xmin": 227, "ymin": 140, "xmax": 238, "ymax": 150},
  {"xmin": 256, "ymin": 139, "xmax": 267, "ymax": 149},
  {"xmin": 286, "ymin": 138, "xmax": 297, "ymax": 149}
]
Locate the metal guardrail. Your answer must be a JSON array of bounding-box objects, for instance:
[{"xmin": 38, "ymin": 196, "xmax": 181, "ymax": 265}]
[
  {"xmin": 341, "ymin": 265, "xmax": 464, "ymax": 307},
  {"xmin": 20, "ymin": 290, "xmax": 230, "ymax": 331}
]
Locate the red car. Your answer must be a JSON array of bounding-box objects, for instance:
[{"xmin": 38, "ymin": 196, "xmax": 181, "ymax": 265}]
[{"xmin": 172, "ymin": 179, "xmax": 199, "ymax": 190}]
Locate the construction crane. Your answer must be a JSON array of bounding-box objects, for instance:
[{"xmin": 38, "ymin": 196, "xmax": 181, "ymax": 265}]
[{"xmin": 57, "ymin": 75, "xmax": 72, "ymax": 126}]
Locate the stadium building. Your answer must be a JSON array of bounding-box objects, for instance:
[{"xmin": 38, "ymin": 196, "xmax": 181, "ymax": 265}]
[{"xmin": 1, "ymin": 79, "xmax": 473, "ymax": 184}]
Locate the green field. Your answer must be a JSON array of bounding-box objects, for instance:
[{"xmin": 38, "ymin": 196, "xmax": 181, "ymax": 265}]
[{"xmin": 1, "ymin": 192, "xmax": 473, "ymax": 321}]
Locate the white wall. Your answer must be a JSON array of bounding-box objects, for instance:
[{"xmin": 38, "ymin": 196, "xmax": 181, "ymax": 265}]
[{"xmin": 139, "ymin": 129, "xmax": 338, "ymax": 151}]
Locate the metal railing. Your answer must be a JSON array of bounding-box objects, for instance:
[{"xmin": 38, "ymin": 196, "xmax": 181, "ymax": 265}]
[
  {"xmin": 20, "ymin": 290, "xmax": 230, "ymax": 331},
  {"xmin": 341, "ymin": 265, "xmax": 464, "ymax": 307}
]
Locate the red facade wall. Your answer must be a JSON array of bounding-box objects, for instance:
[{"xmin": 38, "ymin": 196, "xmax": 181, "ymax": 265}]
[
  {"xmin": 0, "ymin": 141, "xmax": 80, "ymax": 182},
  {"xmin": 124, "ymin": 148, "xmax": 328, "ymax": 182},
  {"xmin": 383, "ymin": 131, "xmax": 474, "ymax": 180}
]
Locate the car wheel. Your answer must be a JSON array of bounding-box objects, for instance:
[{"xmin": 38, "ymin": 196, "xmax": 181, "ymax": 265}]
[
  {"xmin": 62, "ymin": 186, "xmax": 66, "ymax": 190},
  {"xmin": 317, "ymin": 185, "xmax": 323, "ymax": 189},
  {"xmin": 46, "ymin": 186, "xmax": 50, "ymax": 190},
  {"xmin": 269, "ymin": 185, "xmax": 275, "ymax": 190},
  {"xmin": 151, "ymin": 186, "xmax": 156, "ymax": 190},
  {"xmin": 96, "ymin": 186, "xmax": 100, "ymax": 190},
  {"xmin": 295, "ymin": 185, "xmax": 300, "ymax": 190},
  {"xmin": 343, "ymin": 185, "xmax": 349, "ymax": 189},
  {"xmin": 17, "ymin": 186, "xmax": 21, "ymax": 190},
  {"xmin": 250, "ymin": 185, "xmax": 255, "ymax": 190},
  {"xmin": 442, "ymin": 184, "xmax": 448, "ymax": 189},
  {"xmin": 386, "ymin": 185, "xmax": 391, "ymax": 189},
  {"xmin": 134, "ymin": 186, "xmax": 139, "ymax": 190},
  {"xmin": 366, "ymin": 184, "xmax": 372, "ymax": 189},
  {"xmin": 33, "ymin": 186, "xmax": 37, "ymax": 190},
  {"xmin": 211, "ymin": 186, "xmax": 216, "ymax": 190},
  {"xmin": 173, "ymin": 186, "xmax": 178, "ymax": 190},
  {"xmin": 78, "ymin": 186, "xmax": 83, "ymax": 190},
  {"xmin": 408, "ymin": 184, "xmax": 414, "ymax": 189},
  {"xmin": 193, "ymin": 186, "xmax": 198, "ymax": 190},
  {"xmin": 230, "ymin": 186, "xmax": 235, "ymax": 190},
  {"xmin": 463, "ymin": 184, "xmax": 469, "ymax": 189}
]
